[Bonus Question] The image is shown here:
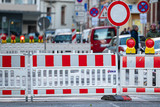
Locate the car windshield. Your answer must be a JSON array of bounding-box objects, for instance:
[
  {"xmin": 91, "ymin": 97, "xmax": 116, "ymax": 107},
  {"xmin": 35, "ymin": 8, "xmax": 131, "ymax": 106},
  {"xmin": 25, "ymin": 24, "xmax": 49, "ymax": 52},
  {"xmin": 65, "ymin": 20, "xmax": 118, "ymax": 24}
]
[
  {"xmin": 154, "ymin": 40, "xmax": 160, "ymax": 49},
  {"xmin": 120, "ymin": 37, "xmax": 129, "ymax": 45},
  {"xmin": 94, "ymin": 28, "xmax": 115, "ymax": 40},
  {"xmin": 55, "ymin": 35, "xmax": 72, "ymax": 41}
]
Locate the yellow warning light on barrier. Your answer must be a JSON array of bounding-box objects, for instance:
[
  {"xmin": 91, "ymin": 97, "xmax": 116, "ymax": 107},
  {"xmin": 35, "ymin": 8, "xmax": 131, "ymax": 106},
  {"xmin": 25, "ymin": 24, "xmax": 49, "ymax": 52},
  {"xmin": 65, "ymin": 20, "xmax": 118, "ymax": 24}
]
[
  {"xmin": 29, "ymin": 36, "xmax": 34, "ymax": 43},
  {"xmin": 20, "ymin": 35, "xmax": 25, "ymax": 43},
  {"xmin": 11, "ymin": 35, "xmax": 16, "ymax": 43},
  {"xmin": 126, "ymin": 38, "xmax": 136, "ymax": 54},
  {"xmin": 145, "ymin": 38, "xmax": 155, "ymax": 54},
  {"xmin": 38, "ymin": 35, "xmax": 43, "ymax": 43},
  {"xmin": 1, "ymin": 35, "xmax": 7, "ymax": 43}
]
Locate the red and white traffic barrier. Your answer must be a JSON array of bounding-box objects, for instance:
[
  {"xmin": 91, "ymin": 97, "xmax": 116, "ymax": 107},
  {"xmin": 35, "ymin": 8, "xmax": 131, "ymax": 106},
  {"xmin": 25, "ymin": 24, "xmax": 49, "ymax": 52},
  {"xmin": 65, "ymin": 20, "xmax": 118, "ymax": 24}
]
[
  {"xmin": 120, "ymin": 55, "xmax": 160, "ymax": 95},
  {"xmin": 0, "ymin": 54, "xmax": 28, "ymax": 101},
  {"xmin": 0, "ymin": 55, "xmax": 25, "ymax": 67},
  {"xmin": 33, "ymin": 88, "xmax": 117, "ymax": 96},
  {"xmin": 32, "ymin": 54, "xmax": 116, "ymax": 67},
  {"xmin": 122, "ymin": 56, "xmax": 160, "ymax": 68},
  {"xmin": 72, "ymin": 29, "xmax": 76, "ymax": 43},
  {"xmin": 31, "ymin": 53, "xmax": 118, "ymax": 100}
]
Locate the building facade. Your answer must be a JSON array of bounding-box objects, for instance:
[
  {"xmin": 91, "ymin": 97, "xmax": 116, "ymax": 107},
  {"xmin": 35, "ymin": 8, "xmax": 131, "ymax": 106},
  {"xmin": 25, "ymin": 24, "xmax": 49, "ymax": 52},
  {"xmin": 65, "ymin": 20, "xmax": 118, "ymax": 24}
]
[
  {"xmin": 0, "ymin": 0, "xmax": 75, "ymax": 35},
  {"xmin": 0, "ymin": 0, "xmax": 41, "ymax": 35},
  {"xmin": 40, "ymin": 0, "xmax": 75, "ymax": 31}
]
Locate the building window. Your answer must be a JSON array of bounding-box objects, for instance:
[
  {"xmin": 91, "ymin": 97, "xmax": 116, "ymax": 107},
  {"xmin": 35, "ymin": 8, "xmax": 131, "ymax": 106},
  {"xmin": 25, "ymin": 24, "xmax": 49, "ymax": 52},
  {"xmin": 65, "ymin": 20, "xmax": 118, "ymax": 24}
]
[
  {"xmin": 15, "ymin": 0, "xmax": 23, "ymax": 4},
  {"xmin": 47, "ymin": 7, "xmax": 51, "ymax": 16},
  {"xmin": 28, "ymin": 0, "xmax": 36, "ymax": 4},
  {"xmin": 61, "ymin": 6, "xmax": 66, "ymax": 25},
  {"xmin": 2, "ymin": 0, "xmax": 11, "ymax": 3}
]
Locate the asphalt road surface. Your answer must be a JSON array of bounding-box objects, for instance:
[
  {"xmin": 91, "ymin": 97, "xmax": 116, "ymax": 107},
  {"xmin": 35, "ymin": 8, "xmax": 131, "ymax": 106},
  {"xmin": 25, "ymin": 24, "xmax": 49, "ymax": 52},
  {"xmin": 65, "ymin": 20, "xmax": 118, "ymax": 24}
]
[{"xmin": 0, "ymin": 95, "xmax": 160, "ymax": 107}]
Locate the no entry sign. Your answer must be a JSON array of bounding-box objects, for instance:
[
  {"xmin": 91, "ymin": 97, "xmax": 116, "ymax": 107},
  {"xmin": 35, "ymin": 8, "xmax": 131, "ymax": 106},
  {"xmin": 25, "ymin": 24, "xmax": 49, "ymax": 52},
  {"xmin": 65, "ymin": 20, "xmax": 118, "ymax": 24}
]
[
  {"xmin": 89, "ymin": 7, "xmax": 99, "ymax": 17},
  {"xmin": 107, "ymin": 1, "xmax": 130, "ymax": 26},
  {"xmin": 137, "ymin": 1, "xmax": 149, "ymax": 13}
]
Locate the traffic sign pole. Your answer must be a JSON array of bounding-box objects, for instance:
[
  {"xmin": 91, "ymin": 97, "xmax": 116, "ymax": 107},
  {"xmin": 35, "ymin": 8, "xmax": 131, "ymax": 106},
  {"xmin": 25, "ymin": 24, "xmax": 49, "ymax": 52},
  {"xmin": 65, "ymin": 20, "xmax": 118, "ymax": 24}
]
[{"xmin": 116, "ymin": 26, "xmax": 120, "ymax": 54}]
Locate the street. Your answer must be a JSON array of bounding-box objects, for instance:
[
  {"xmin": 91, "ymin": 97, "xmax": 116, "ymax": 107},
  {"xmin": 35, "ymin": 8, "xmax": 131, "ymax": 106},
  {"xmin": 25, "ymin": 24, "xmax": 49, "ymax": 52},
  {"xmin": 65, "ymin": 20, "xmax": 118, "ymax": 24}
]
[{"xmin": 0, "ymin": 95, "xmax": 160, "ymax": 107}]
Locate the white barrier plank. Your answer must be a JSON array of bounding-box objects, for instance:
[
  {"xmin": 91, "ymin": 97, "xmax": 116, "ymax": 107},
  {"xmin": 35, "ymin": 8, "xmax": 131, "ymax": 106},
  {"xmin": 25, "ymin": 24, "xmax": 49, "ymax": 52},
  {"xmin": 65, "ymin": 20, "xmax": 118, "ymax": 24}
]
[
  {"xmin": 138, "ymin": 70, "xmax": 144, "ymax": 86},
  {"xmin": 147, "ymin": 69, "xmax": 152, "ymax": 87},
  {"xmin": 156, "ymin": 70, "xmax": 160, "ymax": 87},
  {"xmin": 129, "ymin": 69, "xmax": 135, "ymax": 86}
]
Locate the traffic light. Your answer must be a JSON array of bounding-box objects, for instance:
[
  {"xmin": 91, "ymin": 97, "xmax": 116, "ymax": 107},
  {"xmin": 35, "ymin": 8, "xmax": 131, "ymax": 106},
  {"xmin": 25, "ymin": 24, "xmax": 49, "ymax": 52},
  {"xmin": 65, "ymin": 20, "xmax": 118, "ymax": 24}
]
[
  {"xmin": 145, "ymin": 38, "xmax": 155, "ymax": 54},
  {"xmin": 38, "ymin": 35, "xmax": 43, "ymax": 43},
  {"xmin": 20, "ymin": 35, "xmax": 25, "ymax": 43},
  {"xmin": 1, "ymin": 35, "xmax": 7, "ymax": 43},
  {"xmin": 11, "ymin": 35, "xmax": 16, "ymax": 43},
  {"xmin": 29, "ymin": 36, "xmax": 34, "ymax": 43},
  {"xmin": 126, "ymin": 38, "xmax": 136, "ymax": 54}
]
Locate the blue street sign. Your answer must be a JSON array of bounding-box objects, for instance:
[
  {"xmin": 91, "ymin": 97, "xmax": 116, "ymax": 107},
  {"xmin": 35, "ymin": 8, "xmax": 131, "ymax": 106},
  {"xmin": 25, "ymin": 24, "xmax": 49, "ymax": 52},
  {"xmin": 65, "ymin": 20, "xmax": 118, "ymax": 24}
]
[
  {"xmin": 89, "ymin": 7, "xmax": 99, "ymax": 17},
  {"xmin": 84, "ymin": 3, "xmax": 87, "ymax": 12},
  {"xmin": 46, "ymin": 16, "xmax": 51, "ymax": 22}
]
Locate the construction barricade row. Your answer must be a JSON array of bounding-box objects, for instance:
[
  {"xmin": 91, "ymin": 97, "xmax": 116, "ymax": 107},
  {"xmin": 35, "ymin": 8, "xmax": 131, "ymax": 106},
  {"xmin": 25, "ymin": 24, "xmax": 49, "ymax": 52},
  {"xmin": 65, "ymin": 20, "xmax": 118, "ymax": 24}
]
[
  {"xmin": 120, "ymin": 55, "xmax": 160, "ymax": 95},
  {"xmin": 0, "ymin": 54, "xmax": 28, "ymax": 101},
  {"xmin": 30, "ymin": 53, "xmax": 118, "ymax": 100}
]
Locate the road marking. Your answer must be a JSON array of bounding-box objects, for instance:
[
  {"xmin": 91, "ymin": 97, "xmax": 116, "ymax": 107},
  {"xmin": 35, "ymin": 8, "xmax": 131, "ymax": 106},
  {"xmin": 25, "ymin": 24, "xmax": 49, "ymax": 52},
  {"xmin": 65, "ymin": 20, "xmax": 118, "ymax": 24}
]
[{"xmin": 109, "ymin": 102, "xmax": 120, "ymax": 107}]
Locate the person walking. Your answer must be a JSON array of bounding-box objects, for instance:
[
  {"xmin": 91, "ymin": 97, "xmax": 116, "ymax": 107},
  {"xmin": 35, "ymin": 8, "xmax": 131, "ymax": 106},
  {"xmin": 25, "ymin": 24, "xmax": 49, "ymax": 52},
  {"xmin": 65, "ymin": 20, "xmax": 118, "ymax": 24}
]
[
  {"xmin": 120, "ymin": 28, "xmax": 129, "ymax": 35},
  {"xmin": 147, "ymin": 24, "xmax": 160, "ymax": 38},
  {"xmin": 127, "ymin": 27, "xmax": 131, "ymax": 34},
  {"xmin": 131, "ymin": 25, "xmax": 139, "ymax": 54}
]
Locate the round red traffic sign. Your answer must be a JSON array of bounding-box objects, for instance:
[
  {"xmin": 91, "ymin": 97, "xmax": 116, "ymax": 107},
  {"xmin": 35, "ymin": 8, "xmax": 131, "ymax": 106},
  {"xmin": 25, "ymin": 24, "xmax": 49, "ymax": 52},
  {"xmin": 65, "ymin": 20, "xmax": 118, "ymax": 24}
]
[
  {"xmin": 137, "ymin": 1, "xmax": 149, "ymax": 13},
  {"xmin": 89, "ymin": 7, "xmax": 99, "ymax": 17},
  {"xmin": 107, "ymin": 1, "xmax": 130, "ymax": 26}
]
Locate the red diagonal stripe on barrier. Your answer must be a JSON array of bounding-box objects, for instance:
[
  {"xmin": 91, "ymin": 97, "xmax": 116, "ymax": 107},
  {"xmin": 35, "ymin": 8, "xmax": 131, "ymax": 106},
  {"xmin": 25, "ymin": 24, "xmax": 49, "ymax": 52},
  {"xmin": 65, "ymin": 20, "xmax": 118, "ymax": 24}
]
[
  {"xmin": 2, "ymin": 90, "xmax": 12, "ymax": 95},
  {"xmin": 80, "ymin": 89, "xmax": 88, "ymax": 94},
  {"xmin": 136, "ymin": 88, "xmax": 145, "ymax": 92},
  {"xmin": 20, "ymin": 56, "xmax": 25, "ymax": 67},
  {"xmin": 62, "ymin": 55, "xmax": 71, "ymax": 66},
  {"xmin": 33, "ymin": 55, "xmax": 37, "ymax": 67},
  {"xmin": 2, "ymin": 56, "xmax": 11, "ymax": 67},
  {"xmin": 154, "ymin": 88, "xmax": 160, "ymax": 93},
  {"xmin": 95, "ymin": 55, "xmax": 103, "ymax": 66},
  {"xmin": 123, "ymin": 56, "xmax": 127, "ymax": 68},
  {"xmin": 45, "ymin": 55, "xmax": 54, "ymax": 67},
  {"xmin": 136, "ymin": 57, "xmax": 145, "ymax": 68},
  {"xmin": 63, "ymin": 89, "xmax": 71, "ymax": 94},
  {"xmin": 79, "ymin": 55, "xmax": 87, "ymax": 66},
  {"xmin": 96, "ymin": 89, "xmax": 104, "ymax": 93},
  {"xmin": 46, "ymin": 89, "xmax": 55, "ymax": 94},
  {"xmin": 72, "ymin": 35, "xmax": 76, "ymax": 41},
  {"xmin": 111, "ymin": 55, "xmax": 116, "ymax": 66},
  {"xmin": 154, "ymin": 57, "xmax": 160, "ymax": 68}
]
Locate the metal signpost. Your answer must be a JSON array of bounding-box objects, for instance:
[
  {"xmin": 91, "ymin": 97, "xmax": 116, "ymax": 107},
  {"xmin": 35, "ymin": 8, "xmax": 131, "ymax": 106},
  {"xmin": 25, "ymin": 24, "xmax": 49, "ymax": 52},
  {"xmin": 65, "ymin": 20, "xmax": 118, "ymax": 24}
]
[
  {"xmin": 38, "ymin": 17, "xmax": 50, "ymax": 51},
  {"xmin": 137, "ymin": 1, "xmax": 149, "ymax": 37},
  {"xmin": 107, "ymin": 1, "xmax": 131, "ymax": 54}
]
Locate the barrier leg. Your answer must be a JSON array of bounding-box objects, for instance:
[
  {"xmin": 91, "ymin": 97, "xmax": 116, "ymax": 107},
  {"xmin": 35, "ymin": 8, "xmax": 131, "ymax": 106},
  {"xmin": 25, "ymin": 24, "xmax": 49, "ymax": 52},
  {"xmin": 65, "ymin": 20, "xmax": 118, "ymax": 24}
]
[
  {"xmin": 31, "ymin": 96, "xmax": 33, "ymax": 102},
  {"xmin": 25, "ymin": 96, "xmax": 28, "ymax": 102}
]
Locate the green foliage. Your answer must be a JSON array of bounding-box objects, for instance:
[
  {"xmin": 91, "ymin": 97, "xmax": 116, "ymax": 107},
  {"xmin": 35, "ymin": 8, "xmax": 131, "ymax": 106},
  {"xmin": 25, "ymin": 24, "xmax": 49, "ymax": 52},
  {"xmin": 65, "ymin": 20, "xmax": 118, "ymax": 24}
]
[{"xmin": 6, "ymin": 37, "xmax": 38, "ymax": 43}]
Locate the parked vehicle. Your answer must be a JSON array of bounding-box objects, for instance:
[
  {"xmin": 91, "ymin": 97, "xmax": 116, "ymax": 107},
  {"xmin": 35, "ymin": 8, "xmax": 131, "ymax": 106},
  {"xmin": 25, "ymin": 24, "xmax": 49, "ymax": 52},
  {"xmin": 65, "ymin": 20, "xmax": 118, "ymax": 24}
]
[
  {"xmin": 88, "ymin": 26, "xmax": 117, "ymax": 53},
  {"xmin": 150, "ymin": 37, "xmax": 160, "ymax": 54},
  {"xmin": 103, "ymin": 35, "xmax": 142, "ymax": 54},
  {"xmin": 54, "ymin": 29, "xmax": 71, "ymax": 37},
  {"xmin": 54, "ymin": 33, "xmax": 72, "ymax": 43},
  {"xmin": 76, "ymin": 32, "xmax": 82, "ymax": 43},
  {"xmin": 82, "ymin": 29, "xmax": 90, "ymax": 43}
]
